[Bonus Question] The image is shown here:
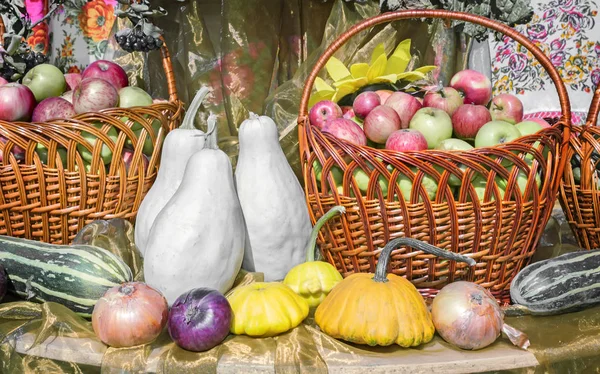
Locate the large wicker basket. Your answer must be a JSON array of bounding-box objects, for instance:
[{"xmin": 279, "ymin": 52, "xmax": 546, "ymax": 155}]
[
  {"xmin": 559, "ymin": 85, "xmax": 600, "ymax": 249},
  {"xmin": 297, "ymin": 10, "xmax": 572, "ymax": 303},
  {"xmin": 0, "ymin": 20, "xmax": 183, "ymax": 244}
]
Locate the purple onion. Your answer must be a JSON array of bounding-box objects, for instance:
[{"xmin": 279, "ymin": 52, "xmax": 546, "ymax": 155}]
[{"xmin": 168, "ymin": 288, "xmax": 232, "ymax": 352}]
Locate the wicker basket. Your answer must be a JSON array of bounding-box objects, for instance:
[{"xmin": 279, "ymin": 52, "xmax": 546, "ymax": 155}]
[
  {"xmin": 559, "ymin": 85, "xmax": 600, "ymax": 249},
  {"xmin": 0, "ymin": 19, "xmax": 183, "ymax": 244},
  {"xmin": 297, "ymin": 10, "xmax": 572, "ymax": 303}
]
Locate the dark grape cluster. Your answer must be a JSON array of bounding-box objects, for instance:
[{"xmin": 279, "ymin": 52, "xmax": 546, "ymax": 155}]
[
  {"xmin": 116, "ymin": 28, "xmax": 163, "ymax": 53},
  {"xmin": 0, "ymin": 65, "xmax": 18, "ymax": 82},
  {"xmin": 23, "ymin": 51, "xmax": 49, "ymax": 71}
]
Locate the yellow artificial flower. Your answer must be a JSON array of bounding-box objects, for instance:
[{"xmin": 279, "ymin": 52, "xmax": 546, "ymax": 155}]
[{"xmin": 309, "ymin": 39, "xmax": 436, "ymax": 108}]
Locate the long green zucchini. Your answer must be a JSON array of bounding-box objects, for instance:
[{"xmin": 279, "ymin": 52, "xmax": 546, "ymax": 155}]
[
  {"xmin": 509, "ymin": 249, "xmax": 600, "ymax": 315},
  {"xmin": 0, "ymin": 235, "xmax": 133, "ymax": 317}
]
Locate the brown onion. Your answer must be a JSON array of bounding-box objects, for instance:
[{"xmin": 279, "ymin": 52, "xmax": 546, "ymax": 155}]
[
  {"xmin": 92, "ymin": 282, "xmax": 169, "ymax": 348},
  {"xmin": 431, "ymin": 281, "xmax": 529, "ymax": 350}
]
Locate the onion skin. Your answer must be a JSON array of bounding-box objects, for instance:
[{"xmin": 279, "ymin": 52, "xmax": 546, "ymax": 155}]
[
  {"xmin": 431, "ymin": 281, "xmax": 503, "ymax": 350},
  {"xmin": 168, "ymin": 288, "xmax": 232, "ymax": 352},
  {"xmin": 92, "ymin": 282, "xmax": 168, "ymax": 348}
]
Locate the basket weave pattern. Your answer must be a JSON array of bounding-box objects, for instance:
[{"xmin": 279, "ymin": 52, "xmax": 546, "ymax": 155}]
[
  {"xmin": 559, "ymin": 86, "xmax": 600, "ymax": 249},
  {"xmin": 0, "ymin": 18, "xmax": 183, "ymax": 244},
  {"xmin": 298, "ymin": 10, "xmax": 571, "ymax": 302}
]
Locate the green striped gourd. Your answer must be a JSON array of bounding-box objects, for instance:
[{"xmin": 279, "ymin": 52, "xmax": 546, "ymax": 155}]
[
  {"xmin": 0, "ymin": 235, "xmax": 133, "ymax": 317},
  {"xmin": 510, "ymin": 249, "xmax": 600, "ymax": 315}
]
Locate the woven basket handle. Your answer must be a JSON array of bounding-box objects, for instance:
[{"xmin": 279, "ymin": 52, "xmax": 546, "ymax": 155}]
[
  {"xmin": 586, "ymin": 84, "xmax": 600, "ymax": 126},
  {"xmin": 0, "ymin": 8, "xmax": 178, "ymax": 104},
  {"xmin": 298, "ymin": 9, "xmax": 571, "ymax": 136}
]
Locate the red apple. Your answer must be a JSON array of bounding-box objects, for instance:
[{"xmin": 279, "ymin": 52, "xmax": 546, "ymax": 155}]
[
  {"xmin": 452, "ymin": 104, "xmax": 492, "ymax": 139},
  {"xmin": 375, "ymin": 90, "xmax": 394, "ymax": 104},
  {"xmin": 0, "ymin": 77, "xmax": 7, "ymax": 86},
  {"xmin": 364, "ymin": 105, "xmax": 402, "ymax": 144},
  {"xmin": 450, "ymin": 69, "xmax": 493, "ymax": 106},
  {"xmin": 353, "ymin": 91, "xmax": 381, "ymax": 119},
  {"xmin": 81, "ymin": 60, "xmax": 129, "ymax": 90},
  {"xmin": 121, "ymin": 148, "xmax": 150, "ymax": 174},
  {"xmin": 385, "ymin": 129, "xmax": 428, "ymax": 152},
  {"xmin": 342, "ymin": 107, "xmax": 356, "ymax": 120},
  {"xmin": 61, "ymin": 90, "xmax": 74, "ymax": 103},
  {"xmin": 489, "ymin": 94, "xmax": 523, "ymax": 124},
  {"xmin": 0, "ymin": 83, "xmax": 36, "ymax": 121},
  {"xmin": 423, "ymin": 87, "xmax": 464, "ymax": 116},
  {"xmin": 32, "ymin": 97, "xmax": 76, "ymax": 122},
  {"xmin": 73, "ymin": 78, "xmax": 119, "ymax": 114},
  {"xmin": 525, "ymin": 117, "xmax": 552, "ymax": 129},
  {"xmin": 384, "ymin": 92, "xmax": 423, "ymax": 129},
  {"xmin": 0, "ymin": 135, "xmax": 25, "ymax": 163},
  {"xmin": 322, "ymin": 118, "xmax": 367, "ymax": 146},
  {"xmin": 64, "ymin": 73, "xmax": 82, "ymax": 91},
  {"xmin": 309, "ymin": 100, "xmax": 343, "ymax": 129},
  {"xmin": 341, "ymin": 106, "xmax": 353, "ymax": 116}
]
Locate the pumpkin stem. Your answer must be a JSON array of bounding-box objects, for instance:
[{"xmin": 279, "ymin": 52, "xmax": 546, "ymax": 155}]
[
  {"xmin": 373, "ymin": 238, "xmax": 476, "ymax": 283},
  {"xmin": 305, "ymin": 206, "xmax": 346, "ymax": 262},
  {"xmin": 248, "ymin": 112, "xmax": 260, "ymax": 121},
  {"xmin": 180, "ymin": 86, "xmax": 210, "ymax": 130}
]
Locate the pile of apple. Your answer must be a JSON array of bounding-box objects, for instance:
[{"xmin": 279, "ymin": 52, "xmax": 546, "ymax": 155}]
[
  {"xmin": 310, "ymin": 69, "xmax": 551, "ymax": 152},
  {"xmin": 309, "ymin": 69, "xmax": 551, "ymax": 200},
  {"xmin": 0, "ymin": 60, "xmax": 161, "ymax": 173}
]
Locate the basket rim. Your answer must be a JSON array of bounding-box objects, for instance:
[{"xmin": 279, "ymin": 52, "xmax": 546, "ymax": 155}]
[{"xmin": 297, "ymin": 9, "xmax": 572, "ymax": 200}]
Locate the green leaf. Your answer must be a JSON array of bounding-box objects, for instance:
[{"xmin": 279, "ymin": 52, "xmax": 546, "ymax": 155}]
[
  {"xmin": 325, "ymin": 56, "xmax": 352, "ymax": 82},
  {"xmin": 366, "ymin": 54, "xmax": 387, "ymax": 82},
  {"xmin": 370, "ymin": 43, "xmax": 386, "ymax": 66},
  {"xmin": 350, "ymin": 63, "xmax": 369, "ymax": 78},
  {"xmin": 331, "ymin": 84, "xmax": 357, "ymax": 103},
  {"xmin": 314, "ymin": 77, "xmax": 334, "ymax": 93},
  {"xmin": 130, "ymin": 3, "xmax": 150, "ymax": 12},
  {"xmin": 372, "ymin": 74, "xmax": 398, "ymax": 84},
  {"xmin": 396, "ymin": 71, "xmax": 427, "ymax": 81},
  {"xmin": 414, "ymin": 65, "xmax": 437, "ymax": 74},
  {"xmin": 309, "ymin": 91, "xmax": 335, "ymax": 108},
  {"xmin": 385, "ymin": 39, "xmax": 412, "ymax": 75},
  {"xmin": 332, "ymin": 77, "xmax": 367, "ymax": 89}
]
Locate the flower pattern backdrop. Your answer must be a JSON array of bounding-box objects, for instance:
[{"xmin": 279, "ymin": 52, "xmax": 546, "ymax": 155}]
[
  {"xmin": 25, "ymin": 0, "xmax": 119, "ymax": 73},
  {"xmin": 489, "ymin": 0, "xmax": 600, "ymax": 117}
]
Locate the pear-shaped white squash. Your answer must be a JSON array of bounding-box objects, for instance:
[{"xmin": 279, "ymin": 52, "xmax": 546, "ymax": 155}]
[
  {"xmin": 135, "ymin": 87, "xmax": 211, "ymax": 256},
  {"xmin": 235, "ymin": 113, "xmax": 312, "ymax": 281},
  {"xmin": 143, "ymin": 115, "xmax": 245, "ymax": 305}
]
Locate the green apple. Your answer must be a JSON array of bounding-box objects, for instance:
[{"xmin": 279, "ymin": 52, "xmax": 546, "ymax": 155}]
[
  {"xmin": 573, "ymin": 166, "xmax": 581, "ymax": 183},
  {"xmin": 22, "ymin": 64, "xmax": 67, "ymax": 102},
  {"xmin": 354, "ymin": 168, "xmax": 389, "ymax": 196},
  {"xmin": 515, "ymin": 120, "xmax": 543, "ymax": 136},
  {"xmin": 119, "ymin": 87, "xmax": 153, "ymax": 131},
  {"xmin": 35, "ymin": 144, "xmax": 67, "ymax": 168},
  {"xmin": 495, "ymin": 168, "xmax": 542, "ymax": 199},
  {"xmin": 474, "ymin": 120, "xmax": 522, "ymax": 148},
  {"xmin": 433, "ymin": 139, "xmax": 474, "ymax": 187},
  {"xmin": 125, "ymin": 120, "xmax": 162, "ymax": 156},
  {"xmin": 409, "ymin": 107, "xmax": 453, "ymax": 149},
  {"xmin": 436, "ymin": 138, "xmax": 474, "ymax": 151},
  {"xmin": 397, "ymin": 167, "xmax": 438, "ymax": 202},
  {"xmin": 77, "ymin": 122, "xmax": 119, "ymax": 164}
]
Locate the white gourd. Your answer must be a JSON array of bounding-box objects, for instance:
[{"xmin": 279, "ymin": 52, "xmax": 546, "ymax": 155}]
[
  {"xmin": 143, "ymin": 115, "xmax": 245, "ymax": 305},
  {"xmin": 235, "ymin": 113, "xmax": 312, "ymax": 281},
  {"xmin": 135, "ymin": 87, "xmax": 211, "ymax": 256}
]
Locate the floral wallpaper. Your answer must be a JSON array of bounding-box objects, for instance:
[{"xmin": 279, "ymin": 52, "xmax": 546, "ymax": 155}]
[
  {"xmin": 491, "ymin": 0, "xmax": 600, "ymax": 97},
  {"xmin": 25, "ymin": 0, "xmax": 119, "ymax": 73}
]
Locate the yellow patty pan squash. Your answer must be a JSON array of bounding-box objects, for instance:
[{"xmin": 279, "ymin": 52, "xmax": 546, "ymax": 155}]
[
  {"xmin": 227, "ymin": 282, "xmax": 309, "ymax": 337},
  {"xmin": 315, "ymin": 237, "xmax": 476, "ymax": 347},
  {"xmin": 283, "ymin": 206, "xmax": 345, "ymax": 308}
]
